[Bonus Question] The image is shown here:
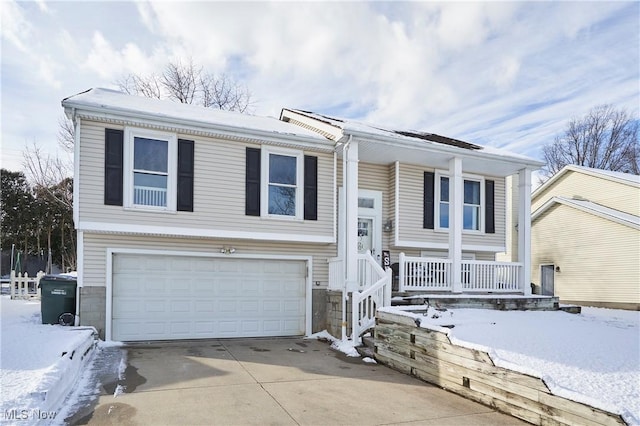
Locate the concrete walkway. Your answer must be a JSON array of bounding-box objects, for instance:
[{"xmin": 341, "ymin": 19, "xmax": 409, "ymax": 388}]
[{"xmin": 69, "ymin": 337, "xmax": 525, "ymax": 425}]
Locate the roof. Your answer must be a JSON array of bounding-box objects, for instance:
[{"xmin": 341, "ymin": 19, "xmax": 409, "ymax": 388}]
[
  {"xmin": 62, "ymin": 88, "xmax": 329, "ymax": 145},
  {"xmin": 281, "ymin": 108, "xmax": 543, "ymax": 167},
  {"xmin": 533, "ymin": 165, "xmax": 640, "ymax": 200},
  {"xmin": 532, "ymin": 196, "xmax": 640, "ymax": 230}
]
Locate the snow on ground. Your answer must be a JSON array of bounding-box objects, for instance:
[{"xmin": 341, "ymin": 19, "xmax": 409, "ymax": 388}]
[
  {"xmin": 380, "ymin": 305, "xmax": 640, "ymax": 425},
  {"xmin": 0, "ymin": 296, "xmax": 96, "ymax": 424}
]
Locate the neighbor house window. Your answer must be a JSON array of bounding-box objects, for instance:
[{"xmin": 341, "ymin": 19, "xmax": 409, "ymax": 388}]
[
  {"xmin": 436, "ymin": 175, "xmax": 483, "ymax": 231},
  {"xmin": 261, "ymin": 148, "xmax": 303, "ymax": 218},
  {"xmin": 124, "ymin": 128, "xmax": 177, "ymax": 211}
]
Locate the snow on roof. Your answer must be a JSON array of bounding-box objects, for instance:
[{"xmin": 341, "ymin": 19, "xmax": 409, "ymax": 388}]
[
  {"xmin": 62, "ymin": 88, "xmax": 328, "ymax": 142},
  {"xmin": 532, "ymin": 196, "xmax": 640, "ymax": 229},
  {"xmin": 284, "ymin": 109, "xmax": 542, "ymax": 165}
]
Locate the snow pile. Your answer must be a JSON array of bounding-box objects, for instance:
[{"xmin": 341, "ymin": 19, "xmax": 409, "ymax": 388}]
[
  {"xmin": 380, "ymin": 305, "xmax": 640, "ymax": 425},
  {"xmin": 0, "ymin": 296, "xmax": 97, "ymax": 423},
  {"xmin": 305, "ymin": 330, "xmax": 362, "ymax": 358}
]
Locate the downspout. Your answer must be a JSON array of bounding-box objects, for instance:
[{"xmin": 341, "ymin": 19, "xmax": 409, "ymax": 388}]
[{"xmin": 341, "ymin": 135, "xmax": 351, "ymax": 341}]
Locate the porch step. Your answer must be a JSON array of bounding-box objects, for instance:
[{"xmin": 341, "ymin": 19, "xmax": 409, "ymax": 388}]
[
  {"xmin": 391, "ymin": 293, "xmax": 561, "ymax": 311},
  {"xmin": 356, "ymin": 335, "xmax": 375, "ymax": 358}
]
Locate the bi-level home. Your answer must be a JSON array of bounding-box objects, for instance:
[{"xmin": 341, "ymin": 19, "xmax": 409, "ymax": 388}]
[{"xmin": 63, "ymin": 88, "xmax": 543, "ymax": 341}]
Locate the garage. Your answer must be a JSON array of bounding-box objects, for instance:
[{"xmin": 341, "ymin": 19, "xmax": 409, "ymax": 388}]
[{"xmin": 110, "ymin": 253, "xmax": 307, "ymax": 341}]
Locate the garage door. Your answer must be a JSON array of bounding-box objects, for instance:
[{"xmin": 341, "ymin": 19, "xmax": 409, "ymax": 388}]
[{"xmin": 111, "ymin": 254, "xmax": 306, "ymax": 341}]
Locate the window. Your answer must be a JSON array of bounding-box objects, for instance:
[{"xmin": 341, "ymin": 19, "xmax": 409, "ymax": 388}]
[
  {"xmin": 436, "ymin": 174, "xmax": 483, "ymax": 232},
  {"xmin": 124, "ymin": 128, "xmax": 177, "ymax": 211},
  {"xmin": 261, "ymin": 148, "xmax": 303, "ymax": 219},
  {"xmin": 463, "ymin": 180, "xmax": 481, "ymax": 231}
]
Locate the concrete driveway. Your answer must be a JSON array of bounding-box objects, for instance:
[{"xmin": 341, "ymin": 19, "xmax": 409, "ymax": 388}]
[{"xmin": 68, "ymin": 337, "xmax": 525, "ymax": 425}]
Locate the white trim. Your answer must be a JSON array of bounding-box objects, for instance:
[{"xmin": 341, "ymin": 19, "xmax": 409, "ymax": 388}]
[
  {"xmin": 77, "ymin": 230, "xmax": 84, "ymax": 287},
  {"xmin": 78, "ymin": 221, "xmax": 335, "ymax": 243},
  {"xmin": 394, "ymin": 161, "xmax": 400, "ymax": 246},
  {"xmin": 105, "ymin": 248, "xmax": 313, "ymax": 341},
  {"xmin": 532, "ymin": 196, "xmax": 640, "ymax": 230},
  {"xmin": 260, "ymin": 146, "xmax": 304, "ymax": 220},
  {"xmin": 73, "ymin": 115, "xmax": 81, "ymax": 225},
  {"xmin": 123, "ymin": 127, "xmax": 178, "ymax": 212},
  {"xmin": 333, "ymin": 151, "xmax": 337, "ymax": 243},
  {"xmin": 396, "ymin": 239, "xmax": 505, "ymax": 253}
]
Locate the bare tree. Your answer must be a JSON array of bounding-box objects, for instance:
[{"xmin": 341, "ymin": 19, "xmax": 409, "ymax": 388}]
[
  {"xmin": 542, "ymin": 105, "xmax": 639, "ymax": 180},
  {"xmin": 115, "ymin": 57, "xmax": 252, "ymax": 112},
  {"xmin": 22, "ymin": 142, "xmax": 73, "ymax": 210},
  {"xmin": 57, "ymin": 116, "xmax": 75, "ymax": 153}
]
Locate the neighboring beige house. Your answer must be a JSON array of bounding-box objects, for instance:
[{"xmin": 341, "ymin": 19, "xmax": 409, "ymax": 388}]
[
  {"xmin": 504, "ymin": 165, "xmax": 639, "ymax": 310},
  {"xmin": 62, "ymin": 88, "xmax": 543, "ymax": 341}
]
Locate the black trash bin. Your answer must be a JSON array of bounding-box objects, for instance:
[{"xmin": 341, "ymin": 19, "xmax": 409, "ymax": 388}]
[{"xmin": 39, "ymin": 275, "xmax": 77, "ymax": 325}]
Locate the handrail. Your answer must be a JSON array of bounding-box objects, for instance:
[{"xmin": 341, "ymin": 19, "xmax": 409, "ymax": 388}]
[{"xmin": 351, "ymin": 251, "xmax": 392, "ymax": 344}]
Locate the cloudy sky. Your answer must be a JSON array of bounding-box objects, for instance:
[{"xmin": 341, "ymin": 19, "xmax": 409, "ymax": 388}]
[{"xmin": 1, "ymin": 1, "xmax": 638, "ymax": 175}]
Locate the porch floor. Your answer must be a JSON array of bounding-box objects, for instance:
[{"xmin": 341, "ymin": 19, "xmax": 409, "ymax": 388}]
[{"xmin": 391, "ymin": 292, "xmax": 560, "ymax": 311}]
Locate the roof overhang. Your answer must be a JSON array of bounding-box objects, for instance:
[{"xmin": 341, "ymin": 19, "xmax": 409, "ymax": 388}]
[
  {"xmin": 532, "ymin": 196, "xmax": 640, "ymax": 230},
  {"xmin": 63, "ymin": 89, "xmax": 335, "ymax": 153}
]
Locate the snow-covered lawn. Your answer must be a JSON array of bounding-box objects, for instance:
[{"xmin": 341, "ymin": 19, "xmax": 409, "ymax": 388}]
[
  {"xmin": 2, "ymin": 294, "xmax": 638, "ymax": 425},
  {"xmin": 0, "ymin": 296, "xmax": 96, "ymax": 424},
  {"xmin": 380, "ymin": 305, "xmax": 640, "ymax": 425}
]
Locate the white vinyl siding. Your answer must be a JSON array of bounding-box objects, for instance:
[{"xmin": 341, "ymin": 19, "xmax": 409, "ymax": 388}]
[
  {"xmin": 396, "ymin": 163, "xmax": 506, "ymax": 248},
  {"xmin": 532, "ymin": 171, "xmax": 640, "ymax": 217},
  {"xmin": 532, "ymin": 204, "xmax": 640, "ymax": 307},
  {"xmin": 81, "ymin": 233, "xmax": 335, "ymax": 289},
  {"xmin": 77, "ymin": 121, "xmax": 333, "ymax": 238}
]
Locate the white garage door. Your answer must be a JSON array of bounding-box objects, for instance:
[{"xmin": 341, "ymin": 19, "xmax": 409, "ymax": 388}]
[{"xmin": 111, "ymin": 254, "xmax": 306, "ymax": 341}]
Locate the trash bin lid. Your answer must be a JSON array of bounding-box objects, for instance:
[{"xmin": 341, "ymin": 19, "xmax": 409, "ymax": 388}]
[{"xmin": 41, "ymin": 274, "xmax": 77, "ymax": 282}]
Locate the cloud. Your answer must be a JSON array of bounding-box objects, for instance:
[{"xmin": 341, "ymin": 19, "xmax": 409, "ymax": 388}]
[{"xmin": 0, "ymin": 0, "xmax": 33, "ymax": 53}]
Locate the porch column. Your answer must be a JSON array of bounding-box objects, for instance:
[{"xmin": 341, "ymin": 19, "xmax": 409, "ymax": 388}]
[
  {"xmin": 449, "ymin": 157, "xmax": 463, "ymax": 293},
  {"xmin": 345, "ymin": 140, "xmax": 359, "ymax": 292},
  {"xmin": 517, "ymin": 168, "xmax": 532, "ymax": 295}
]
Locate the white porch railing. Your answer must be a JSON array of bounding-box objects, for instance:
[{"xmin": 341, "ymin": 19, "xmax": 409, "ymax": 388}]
[
  {"xmin": 398, "ymin": 253, "xmax": 452, "ymax": 292},
  {"xmin": 351, "ymin": 251, "xmax": 392, "ymax": 344},
  {"xmin": 398, "ymin": 253, "xmax": 524, "ymax": 293},
  {"xmin": 10, "ymin": 270, "xmax": 44, "ymax": 299},
  {"xmin": 461, "ymin": 260, "xmax": 523, "ymax": 292}
]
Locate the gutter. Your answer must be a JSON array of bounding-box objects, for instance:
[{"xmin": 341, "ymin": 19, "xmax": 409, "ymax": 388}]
[{"xmin": 62, "ymin": 102, "xmax": 335, "ymax": 150}]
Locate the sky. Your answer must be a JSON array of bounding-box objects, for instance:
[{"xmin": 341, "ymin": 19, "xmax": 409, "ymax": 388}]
[{"xmin": 1, "ymin": 1, "xmax": 638, "ymax": 177}]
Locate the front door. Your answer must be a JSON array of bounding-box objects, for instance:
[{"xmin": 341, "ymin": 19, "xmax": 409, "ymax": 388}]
[
  {"xmin": 338, "ymin": 188, "xmax": 383, "ymax": 261},
  {"xmin": 541, "ymin": 264, "xmax": 555, "ymax": 296},
  {"xmin": 357, "ymin": 218, "xmax": 374, "ymax": 254},
  {"xmin": 357, "ymin": 189, "xmax": 382, "ymax": 261}
]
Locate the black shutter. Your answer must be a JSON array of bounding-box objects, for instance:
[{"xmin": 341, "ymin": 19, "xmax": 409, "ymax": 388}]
[
  {"xmin": 423, "ymin": 171, "xmax": 435, "ymax": 229},
  {"xmin": 177, "ymin": 139, "xmax": 194, "ymax": 212},
  {"xmin": 104, "ymin": 128, "xmax": 123, "ymax": 206},
  {"xmin": 304, "ymin": 155, "xmax": 318, "ymax": 220},
  {"xmin": 245, "ymin": 147, "xmax": 261, "ymax": 216},
  {"xmin": 485, "ymin": 180, "xmax": 495, "ymax": 234}
]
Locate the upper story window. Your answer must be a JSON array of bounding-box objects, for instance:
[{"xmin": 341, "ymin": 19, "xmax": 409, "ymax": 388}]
[
  {"xmin": 124, "ymin": 128, "xmax": 177, "ymax": 211},
  {"xmin": 436, "ymin": 174, "xmax": 483, "ymax": 232},
  {"xmin": 261, "ymin": 148, "xmax": 303, "ymax": 219}
]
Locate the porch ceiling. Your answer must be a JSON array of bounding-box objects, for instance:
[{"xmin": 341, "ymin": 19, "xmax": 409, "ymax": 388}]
[{"xmin": 342, "ymin": 137, "xmax": 542, "ymax": 177}]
